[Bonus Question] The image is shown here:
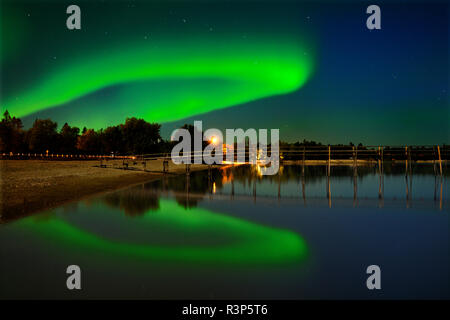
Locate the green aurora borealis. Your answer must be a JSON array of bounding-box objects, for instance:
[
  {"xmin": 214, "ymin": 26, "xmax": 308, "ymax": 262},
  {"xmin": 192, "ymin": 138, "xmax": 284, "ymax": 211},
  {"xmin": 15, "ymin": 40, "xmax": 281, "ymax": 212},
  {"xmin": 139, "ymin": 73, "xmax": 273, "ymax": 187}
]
[
  {"xmin": 18, "ymin": 199, "xmax": 307, "ymax": 264},
  {"xmin": 3, "ymin": 36, "xmax": 314, "ymax": 124},
  {"xmin": 1, "ymin": 0, "xmax": 448, "ymax": 144},
  {"xmin": 1, "ymin": 0, "xmax": 315, "ymax": 130}
]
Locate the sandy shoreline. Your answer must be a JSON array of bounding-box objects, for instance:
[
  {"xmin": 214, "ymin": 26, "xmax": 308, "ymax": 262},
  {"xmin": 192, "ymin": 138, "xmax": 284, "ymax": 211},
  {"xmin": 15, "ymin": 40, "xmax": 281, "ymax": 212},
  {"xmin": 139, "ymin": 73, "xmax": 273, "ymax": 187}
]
[{"xmin": 0, "ymin": 159, "xmax": 210, "ymax": 223}]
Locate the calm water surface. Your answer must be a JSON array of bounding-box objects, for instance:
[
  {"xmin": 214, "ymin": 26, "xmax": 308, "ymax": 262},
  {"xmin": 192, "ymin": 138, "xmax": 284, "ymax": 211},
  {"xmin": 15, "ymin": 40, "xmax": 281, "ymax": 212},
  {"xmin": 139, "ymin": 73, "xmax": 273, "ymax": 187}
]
[{"xmin": 0, "ymin": 164, "xmax": 448, "ymax": 299}]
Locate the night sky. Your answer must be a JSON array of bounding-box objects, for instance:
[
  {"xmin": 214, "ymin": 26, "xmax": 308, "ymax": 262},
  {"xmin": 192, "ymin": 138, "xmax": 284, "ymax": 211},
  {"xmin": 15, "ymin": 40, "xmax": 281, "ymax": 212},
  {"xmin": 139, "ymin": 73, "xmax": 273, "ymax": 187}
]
[{"xmin": 1, "ymin": 0, "xmax": 448, "ymax": 145}]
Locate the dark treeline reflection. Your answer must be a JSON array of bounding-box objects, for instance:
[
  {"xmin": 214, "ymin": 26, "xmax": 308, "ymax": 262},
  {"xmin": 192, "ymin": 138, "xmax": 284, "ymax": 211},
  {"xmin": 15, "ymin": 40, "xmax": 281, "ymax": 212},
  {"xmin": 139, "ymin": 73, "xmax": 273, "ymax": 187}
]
[
  {"xmin": 97, "ymin": 164, "xmax": 445, "ymax": 216},
  {"xmin": 99, "ymin": 170, "xmax": 223, "ymax": 214},
  {"xmin": 102, "ymin": 188, "xmax": 160, "ymax": 216}
]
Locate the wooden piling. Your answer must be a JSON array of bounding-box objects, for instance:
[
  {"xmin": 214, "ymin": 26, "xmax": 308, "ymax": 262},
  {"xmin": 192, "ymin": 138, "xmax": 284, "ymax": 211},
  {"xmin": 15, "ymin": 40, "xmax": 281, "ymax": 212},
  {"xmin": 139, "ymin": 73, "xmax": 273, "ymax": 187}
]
[
  {"xmin": 437, "ymin": 145, "xmax": 443, "ymax": 177},
  {"xmin": 433, "ymin": 146, "xmax": 437, "ymax": 176},
  {"xmin": 302, "ymin": 146, "xmax": 305, "ymax": 176},
  {"xmin": 377, "ymin": 146, "xmax": 381, "ymax": 174},
  {"xmin": 352, "ymin": 146, "xmax": 355, "ymax": 172},
  {"xmin": 353, "ymin": 146, "xmax": 358, "ymax": 177},
  {"xmin": 327, "ymin": 145, "xmax": 331, "ymax": 177},
  {"xmin": 405, "ymin": 145, "xmax": 408, "ymax": 176},
  {"xmin": 352, "ymin": 146, "xmax": 358, "ymax": 207},
  {"xmin": 408, "ymin": 146, "xmax": 412, "ymax": 176}
]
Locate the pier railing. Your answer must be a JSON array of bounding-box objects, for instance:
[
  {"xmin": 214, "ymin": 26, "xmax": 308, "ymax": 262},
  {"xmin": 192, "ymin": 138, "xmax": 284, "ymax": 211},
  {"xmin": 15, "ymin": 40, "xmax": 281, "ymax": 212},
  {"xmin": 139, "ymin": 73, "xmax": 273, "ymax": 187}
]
[{"xmin": 1, "ymin": 145, "xmax": 448, "ymax": 176}]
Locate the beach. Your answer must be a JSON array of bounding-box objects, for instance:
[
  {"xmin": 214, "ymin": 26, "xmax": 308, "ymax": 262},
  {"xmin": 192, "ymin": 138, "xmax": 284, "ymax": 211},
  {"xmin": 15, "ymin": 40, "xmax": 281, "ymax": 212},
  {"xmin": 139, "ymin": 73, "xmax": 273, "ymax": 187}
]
[{"xmin": 0, "ymin": 159, "xmax": 209, "ymax": 223}]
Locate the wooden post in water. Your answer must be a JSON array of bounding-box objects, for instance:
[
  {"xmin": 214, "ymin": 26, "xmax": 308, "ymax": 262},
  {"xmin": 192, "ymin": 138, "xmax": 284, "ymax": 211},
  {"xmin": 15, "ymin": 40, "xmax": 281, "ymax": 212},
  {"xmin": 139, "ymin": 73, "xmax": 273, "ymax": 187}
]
[
  {"xmin": 408, "ymin": 146, "xmax": 413, "ymax": 176},
  {"xmin": 405, "ymin": 145, "xmax": 408, "ymax": 177},
  {"xmin": 352, "ymin": 146, "xmax": 355, "ymax": 173},
  {"xmin": 437, "ymin": 145, "xmax": 443, "ymax": 177},
  {"xmin": 302, "ymin": 146, "xmax": 305, "ymax": 177},
  {"xmin": 327, "ymin": 145, "xmax": 331, "ymax": 177},
  {"xmin": 377, "ymin": 146, "xmax": 381, "ymax": 175},
  {"xmin": 377, "ymin": 146, "xmax": 383, "ymax": 207},
  {"xmin": 433, "ymin": 146, "xmax": 437, "ymax": 176},
  {"xmin": 352, "ymin": 145, "xmax": 358, "ymax": 207},
  {"xmin": 353, "ymin": 174, "xmax": 358, "ymax": 207}
]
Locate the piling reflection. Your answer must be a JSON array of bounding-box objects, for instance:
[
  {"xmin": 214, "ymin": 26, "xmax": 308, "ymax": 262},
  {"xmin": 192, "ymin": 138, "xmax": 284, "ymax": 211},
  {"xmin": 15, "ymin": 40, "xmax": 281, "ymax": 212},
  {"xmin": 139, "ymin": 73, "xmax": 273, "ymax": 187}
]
[
  {"xmin": 2, "ymin": 163, "xmax": 448, "ymax": 299},
  {"xmin": 96, "ymin": 163, "xmax": 447, "ymax": 215}
]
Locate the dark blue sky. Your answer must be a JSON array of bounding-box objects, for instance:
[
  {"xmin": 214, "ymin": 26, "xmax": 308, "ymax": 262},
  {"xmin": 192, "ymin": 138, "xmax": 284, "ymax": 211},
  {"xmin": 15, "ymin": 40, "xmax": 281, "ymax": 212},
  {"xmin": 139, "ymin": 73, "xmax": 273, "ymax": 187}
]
[{"xmin": 162, "ymin": 1, "xmax": 449, "ymax": 145}]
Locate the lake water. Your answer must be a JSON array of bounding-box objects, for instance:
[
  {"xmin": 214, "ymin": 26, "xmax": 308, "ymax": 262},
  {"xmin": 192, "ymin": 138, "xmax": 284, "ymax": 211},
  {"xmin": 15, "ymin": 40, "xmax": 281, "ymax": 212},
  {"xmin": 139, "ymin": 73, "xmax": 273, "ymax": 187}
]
[{"xmin": 0, "ymin": 164, "xmax": 448, "ymax": 299}]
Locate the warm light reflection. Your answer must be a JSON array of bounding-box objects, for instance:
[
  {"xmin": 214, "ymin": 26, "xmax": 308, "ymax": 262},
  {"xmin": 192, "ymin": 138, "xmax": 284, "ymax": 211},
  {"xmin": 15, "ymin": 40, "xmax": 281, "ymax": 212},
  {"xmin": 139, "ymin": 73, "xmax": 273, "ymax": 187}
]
[
  {"xmin": 222, "ymin": 173, "xmax": 234, "ymax": 184},
  {"xmin": 222, "ymin": 160, "xmax": 247, "ymax": 165},
  {"xmin": 255, "ymin": 164, "xmax": 263, "ymax": 177}
]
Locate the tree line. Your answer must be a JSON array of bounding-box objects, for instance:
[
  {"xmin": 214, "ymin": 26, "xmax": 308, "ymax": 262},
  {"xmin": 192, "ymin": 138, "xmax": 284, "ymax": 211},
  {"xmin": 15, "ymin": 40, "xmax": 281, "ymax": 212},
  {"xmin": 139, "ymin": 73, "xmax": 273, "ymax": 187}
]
[
  {"xmin": 0, "ymin": 110, "xmax": 172, "ymax": 155},
  {"xmin": 2, "ymin": 109, "xmax": 374, "ymax": 157}
]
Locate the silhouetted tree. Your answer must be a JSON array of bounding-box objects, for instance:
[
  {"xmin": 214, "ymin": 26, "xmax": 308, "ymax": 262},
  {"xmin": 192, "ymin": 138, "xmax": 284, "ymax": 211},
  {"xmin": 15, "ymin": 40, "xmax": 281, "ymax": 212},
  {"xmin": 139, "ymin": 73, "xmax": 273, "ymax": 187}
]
[
  {"xmin": 100, "ymin": 125, "xmax": 123, "ymax": 154},
  {"xmin": 0, "ymin": 110, "xmax": 24, "ymax": 152},
  {"xmin": 77, "ymin": 129, "xmax": 101, "ymax": 154},
  {"xmin": 59, "ymin": 123, "xmax": 80, "ymax": 154},
  {"xmin": 120, "ymin": 117, "xmax": 161, "ymax": 154},
  {"xmin": 26, "ymin": 118, "xmax": 58, "ymax": 153}
]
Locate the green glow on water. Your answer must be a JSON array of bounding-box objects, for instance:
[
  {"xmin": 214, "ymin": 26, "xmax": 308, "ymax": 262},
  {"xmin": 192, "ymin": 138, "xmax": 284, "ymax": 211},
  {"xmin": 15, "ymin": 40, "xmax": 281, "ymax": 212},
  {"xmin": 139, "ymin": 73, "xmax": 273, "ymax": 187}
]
[
  {"xmin": 19, "ymin": 199, "xmax": 307, "ymax": 264},
  {"xmin": 4, "ymin": 36, "xmax": 314, "ymax": 126}
]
